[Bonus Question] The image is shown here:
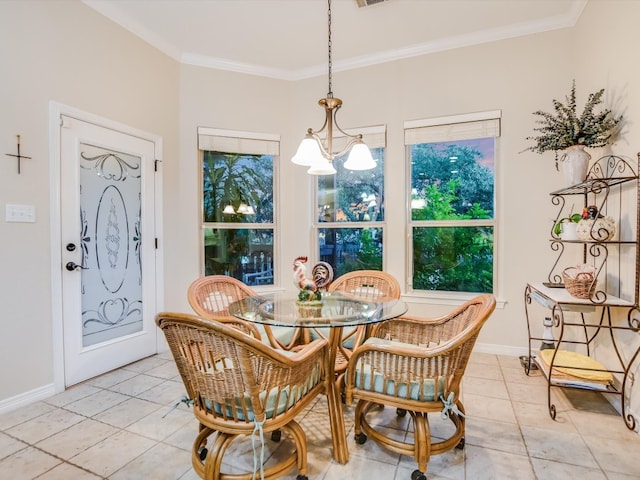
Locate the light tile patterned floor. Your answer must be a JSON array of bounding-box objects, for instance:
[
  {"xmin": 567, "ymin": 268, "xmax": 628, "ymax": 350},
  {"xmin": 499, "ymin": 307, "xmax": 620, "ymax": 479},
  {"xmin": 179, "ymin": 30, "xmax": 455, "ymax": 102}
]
[{"xmin": 1, "ymin": 351, "xmax": 639, "ymax": 479}]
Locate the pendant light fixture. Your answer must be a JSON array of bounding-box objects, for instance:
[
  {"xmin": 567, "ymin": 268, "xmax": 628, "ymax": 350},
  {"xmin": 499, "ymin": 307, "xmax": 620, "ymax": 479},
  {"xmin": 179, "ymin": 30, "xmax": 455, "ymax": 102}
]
[
  {"xmin": 222, "ymin": 202, "xmax": 255, "ymax": 215},
  {"xmin": 291, "ymin": 0, "xmax": 376, "ymax": 175}
]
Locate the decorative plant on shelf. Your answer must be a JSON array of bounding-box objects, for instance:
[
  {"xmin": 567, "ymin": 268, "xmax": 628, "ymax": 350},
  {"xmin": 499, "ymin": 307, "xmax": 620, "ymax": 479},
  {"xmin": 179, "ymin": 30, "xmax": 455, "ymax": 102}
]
[
  {"xmin": 523, "ymin": 81, "xmax": 622, "ymax": 186},
  {"xmin": 553, "ymin": 213, "xmax": 582, "ymax": 236}
]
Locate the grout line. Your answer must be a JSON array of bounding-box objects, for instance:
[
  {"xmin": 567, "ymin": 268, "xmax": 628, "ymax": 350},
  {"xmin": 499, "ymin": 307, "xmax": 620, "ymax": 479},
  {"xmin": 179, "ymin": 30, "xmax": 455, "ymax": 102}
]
[{"xmin": 2, "ymin": 353, "xmax": 639, "ymax": 479}]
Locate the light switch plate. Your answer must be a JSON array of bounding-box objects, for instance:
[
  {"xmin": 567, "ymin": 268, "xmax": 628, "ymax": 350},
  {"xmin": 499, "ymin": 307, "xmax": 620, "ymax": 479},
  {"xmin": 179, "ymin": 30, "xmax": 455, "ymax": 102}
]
[{"xmin": 5, "ymin": 204, "xmax": 36, "ymax": 223}]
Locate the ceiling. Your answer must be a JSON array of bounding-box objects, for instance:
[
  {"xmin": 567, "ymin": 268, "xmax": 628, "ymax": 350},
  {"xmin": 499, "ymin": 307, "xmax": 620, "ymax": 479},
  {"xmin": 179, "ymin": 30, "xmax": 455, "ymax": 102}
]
[{"xmin": 83, "ymin": 0, "xmax": 587, "ymax": 81}]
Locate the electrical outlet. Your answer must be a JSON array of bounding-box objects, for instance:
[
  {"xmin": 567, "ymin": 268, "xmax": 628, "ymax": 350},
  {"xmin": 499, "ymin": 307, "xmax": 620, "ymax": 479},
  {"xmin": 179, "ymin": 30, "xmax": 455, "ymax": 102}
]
[{"xmin": 5, "ymin": 204, "xmax": 36, "ymax": 223}]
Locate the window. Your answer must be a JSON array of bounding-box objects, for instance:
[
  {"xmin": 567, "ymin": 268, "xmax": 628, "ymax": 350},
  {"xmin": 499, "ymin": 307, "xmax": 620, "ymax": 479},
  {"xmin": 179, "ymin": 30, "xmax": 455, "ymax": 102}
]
[
  {"xmin": 314, "ymin": 126, "xmax": 386, "ymax": 276},
  {"xmin": 198, "ymin": 127, "xmax": 278, "ymax": 287},
  {"xmin": 405, "ymin": 111, "xmax": 500, "ymax": 294}
]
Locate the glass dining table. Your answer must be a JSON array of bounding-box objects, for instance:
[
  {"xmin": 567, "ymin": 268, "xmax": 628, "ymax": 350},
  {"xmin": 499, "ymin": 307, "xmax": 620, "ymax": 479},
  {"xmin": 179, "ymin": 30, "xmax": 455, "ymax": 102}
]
[{"xmin": 229, "ymin": 291, "xmax": 408, "ymax": 464}]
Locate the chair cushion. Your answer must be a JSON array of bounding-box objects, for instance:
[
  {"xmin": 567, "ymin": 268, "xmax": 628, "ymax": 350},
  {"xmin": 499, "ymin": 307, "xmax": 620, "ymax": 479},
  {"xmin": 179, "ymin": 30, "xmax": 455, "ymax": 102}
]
[
  {"xmin": 366, "ymin": 336, "xmax": 441, "ymax": 349},
  {"xmin": 353, "ymin": 337, "xmax": 446, "ymax": 401},
  {"xmin": 202, "ymin": 358, "xmax": 321, "ymax": 421},
  {"xmin": 205, "ymin": 386, "xmax": 291, "ymax": 421}
]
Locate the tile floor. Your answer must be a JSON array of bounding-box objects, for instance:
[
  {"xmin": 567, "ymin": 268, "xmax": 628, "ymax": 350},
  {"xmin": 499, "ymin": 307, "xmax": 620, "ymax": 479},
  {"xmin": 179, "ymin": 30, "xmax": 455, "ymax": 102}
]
[{"xmin": 1, "ymin": 351, "xmax": 639, "ymax": 480}]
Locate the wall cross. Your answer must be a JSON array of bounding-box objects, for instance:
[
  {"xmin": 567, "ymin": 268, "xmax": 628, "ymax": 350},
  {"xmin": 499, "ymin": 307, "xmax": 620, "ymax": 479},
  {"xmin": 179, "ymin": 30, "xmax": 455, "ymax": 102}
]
[{"xmin": 5, "ymin": 134, "xmax": 32, "ymax": 174}]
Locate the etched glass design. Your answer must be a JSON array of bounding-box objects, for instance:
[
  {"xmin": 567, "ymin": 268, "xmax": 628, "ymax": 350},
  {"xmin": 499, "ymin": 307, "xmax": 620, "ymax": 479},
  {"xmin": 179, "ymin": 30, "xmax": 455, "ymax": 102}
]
[{"xmin": 79, "ymin": 144, "xmax": 143, "ymax": 346}]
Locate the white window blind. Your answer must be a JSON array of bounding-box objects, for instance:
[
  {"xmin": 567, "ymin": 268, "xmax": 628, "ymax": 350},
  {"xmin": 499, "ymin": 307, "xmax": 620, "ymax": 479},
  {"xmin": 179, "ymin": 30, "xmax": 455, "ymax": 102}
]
[
  {"xmin": 324, "ymin": 124, "xmax": 387, "ymax": 152},
  {"xmin": 198, "ymin": 127, "xmax": 280, "ymax": 156},
  {"xmin": 404, "ymin": 111, "xmax": 501, "ymax": 145}
]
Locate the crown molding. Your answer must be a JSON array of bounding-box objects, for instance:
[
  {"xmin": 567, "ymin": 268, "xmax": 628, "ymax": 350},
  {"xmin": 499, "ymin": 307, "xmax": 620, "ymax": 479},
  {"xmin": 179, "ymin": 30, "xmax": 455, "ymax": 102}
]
[
  {"xmin": 83, "ymin": 0, "xmax": 589, "ymax": 82},
  {"xmin": 296, "ymin": 0, "xmax": 588, "ymax": 81},
  {"xmin": 180, "ymin": 53, "xmax": 297, "ymax": 81}
]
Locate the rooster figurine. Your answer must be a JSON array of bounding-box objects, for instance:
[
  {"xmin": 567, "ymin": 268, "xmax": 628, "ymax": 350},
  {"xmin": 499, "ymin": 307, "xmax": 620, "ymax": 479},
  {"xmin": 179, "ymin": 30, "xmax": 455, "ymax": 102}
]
[
  {"xmin": 293, "ymin": 256, "xmax": 334, "ymax": 302},
  {"xmin": 582, "ymin": 205, "xmax": 601, "ymax": 220}
]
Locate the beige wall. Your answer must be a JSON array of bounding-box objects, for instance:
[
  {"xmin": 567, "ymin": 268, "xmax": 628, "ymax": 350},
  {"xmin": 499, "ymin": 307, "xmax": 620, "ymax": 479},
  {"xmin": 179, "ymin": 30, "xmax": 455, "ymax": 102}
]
[
  {"xmin": 2, "ymin": 0, "xmax": 640, "ymax": 420},
  {"xmin": 171, "ymin": 66, "xmax": 295, "ymax": 312},
  {"xmin": 0, "ymin": 0, "xmax": 179, "ymax": 401}
]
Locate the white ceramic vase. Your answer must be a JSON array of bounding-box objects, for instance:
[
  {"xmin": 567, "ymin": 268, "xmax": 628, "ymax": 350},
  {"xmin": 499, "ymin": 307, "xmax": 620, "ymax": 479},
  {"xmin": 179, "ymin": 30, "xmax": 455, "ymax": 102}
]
[{"xmin": 561, "ymin": 145, "xmax": 591, "ymax": 186}]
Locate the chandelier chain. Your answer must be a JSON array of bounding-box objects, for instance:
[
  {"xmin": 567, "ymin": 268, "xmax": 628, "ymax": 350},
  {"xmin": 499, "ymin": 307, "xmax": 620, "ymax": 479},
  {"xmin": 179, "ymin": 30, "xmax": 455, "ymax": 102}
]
[
  {"xmin": 327, "ymin": 0, "xmax": 333, "ymax": 98},
  {"xmin": 291, "ymin": 0, "xmax": 373, "ymax": 174}
]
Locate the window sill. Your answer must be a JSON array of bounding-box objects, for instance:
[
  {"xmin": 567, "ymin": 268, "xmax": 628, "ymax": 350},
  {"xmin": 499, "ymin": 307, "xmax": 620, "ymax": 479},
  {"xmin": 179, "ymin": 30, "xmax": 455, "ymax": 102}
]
[{"xmin": 402, "ymin": 291, "xmax": 506, "ymax": 309}]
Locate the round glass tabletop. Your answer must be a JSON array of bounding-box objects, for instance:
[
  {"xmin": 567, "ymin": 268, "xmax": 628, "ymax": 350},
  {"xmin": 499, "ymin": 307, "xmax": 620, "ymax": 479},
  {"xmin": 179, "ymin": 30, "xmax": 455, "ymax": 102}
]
[{"xmin": 229, "ymin": 291, "xmax": 407, "ymax": 328}]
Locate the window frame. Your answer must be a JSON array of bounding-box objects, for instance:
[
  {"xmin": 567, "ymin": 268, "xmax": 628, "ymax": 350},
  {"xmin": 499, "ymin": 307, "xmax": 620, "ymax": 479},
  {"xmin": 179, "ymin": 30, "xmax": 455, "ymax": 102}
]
[
  {"xmin": 197, "ymin": 127, "xmax": 279, "ymax": 288},
  {"xmin": 311, "ymin": 125, "xmax": 388, "ymax": 276},
  {"xmin": 404, "ymin": 110, "xmax": 501, "ymax": 300}
]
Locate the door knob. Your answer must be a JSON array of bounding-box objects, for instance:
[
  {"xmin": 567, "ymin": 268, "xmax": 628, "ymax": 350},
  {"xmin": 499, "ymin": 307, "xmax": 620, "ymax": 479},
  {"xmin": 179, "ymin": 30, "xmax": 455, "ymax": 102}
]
[{"xmin": 65, "ymin": 262, "xmax": 87, "ymax": 271}]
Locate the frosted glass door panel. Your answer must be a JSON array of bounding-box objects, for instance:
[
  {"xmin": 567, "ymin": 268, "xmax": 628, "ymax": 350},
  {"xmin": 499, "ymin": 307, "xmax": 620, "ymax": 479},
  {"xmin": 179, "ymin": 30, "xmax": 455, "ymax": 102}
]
[{"xmin": 79, "ymin": 143, "xmax": 143, "ymax": 347}]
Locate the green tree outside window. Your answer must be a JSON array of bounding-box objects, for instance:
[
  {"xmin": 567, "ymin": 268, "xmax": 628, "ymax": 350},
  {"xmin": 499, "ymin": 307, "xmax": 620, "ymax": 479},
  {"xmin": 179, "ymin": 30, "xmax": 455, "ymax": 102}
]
[
  {"xmin": 410, "ymin": 139, "xmax": 495, "ymax": 293},
  {"xmin": 202, "ymin": 151, "xmax": 275, "ymax": 286}
]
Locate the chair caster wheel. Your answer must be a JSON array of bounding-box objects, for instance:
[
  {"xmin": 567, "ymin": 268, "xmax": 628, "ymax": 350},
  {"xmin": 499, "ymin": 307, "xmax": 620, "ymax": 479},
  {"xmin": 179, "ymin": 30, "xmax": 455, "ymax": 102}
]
[
  {"xmin": 456, "ymin": 437, "xmax": 465, "ymax": 449},
  {"xmin": 411, "ymin": 469, "xmax": 427, "ymax": 480},
  {"xmin": 198, "ymin": 446, "xmax": 208, "ymax": 461},
  {"xmin": 396, "ymin": 408, "xmax": 407, "ymax": 417},
  {"xmin": 271, "ymin": 429, "xmax": 282, "ymax": 442},
  {"xmin": 354, "ymin": 432, "xmax": 367, "ymax": 444},
  {"xmin": 296, "ymin": 475, "xmax": 308, "ymax": 480}
]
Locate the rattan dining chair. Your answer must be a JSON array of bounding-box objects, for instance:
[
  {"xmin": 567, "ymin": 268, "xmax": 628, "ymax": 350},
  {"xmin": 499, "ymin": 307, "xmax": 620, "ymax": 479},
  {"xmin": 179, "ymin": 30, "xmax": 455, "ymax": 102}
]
[
  {"xmin": 328, "ymin": 270, "xmax": 401, "ymax": 302},
  {"xmin": 187, "ymin": 275, "xmax": 299, "ymax": 350},
  {"xmin": 309, "ymin": 270, "xmax": 402, "ymax": 379},
  {"xmin": 344, "ymin": 294, "xmax": 496, "ymax": 480},
  {"xmin": 329, "ymin": 269, "xmax": 401, "ymax": 339},
  {"xmin": 156, "ymin": 312, "xmax": 327, "ymax": 480}
]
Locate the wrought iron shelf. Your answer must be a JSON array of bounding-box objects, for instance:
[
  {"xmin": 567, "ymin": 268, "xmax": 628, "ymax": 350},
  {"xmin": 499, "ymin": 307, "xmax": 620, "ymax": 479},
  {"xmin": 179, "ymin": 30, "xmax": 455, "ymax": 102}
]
[
  {"xmin": 524, "ymin": 153, "xmax": 640, "ymax": 431},
  {"xmin": 549, "ymin": 239, "xmax": 637, "ymax": 245},
  {"xmin": 550, "ymin": 175, "xmax": 636, "ymax": 196}
]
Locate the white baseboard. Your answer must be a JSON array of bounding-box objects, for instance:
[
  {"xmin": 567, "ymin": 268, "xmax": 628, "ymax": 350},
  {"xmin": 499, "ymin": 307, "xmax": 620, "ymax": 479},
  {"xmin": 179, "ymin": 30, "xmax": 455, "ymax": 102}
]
[
  {"xmin": 0, "ymin": 384, "xmax": 56, "ymax": 415},
  {"xmin": 474, "ymin": 342, "xmax": 529, "ymax": 357}
]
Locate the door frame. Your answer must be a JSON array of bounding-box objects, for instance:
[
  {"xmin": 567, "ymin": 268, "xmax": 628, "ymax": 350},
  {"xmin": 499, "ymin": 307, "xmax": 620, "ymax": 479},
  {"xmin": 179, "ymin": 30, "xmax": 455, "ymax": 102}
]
[{"xmin": 49, "ymin": 101, "xmax": 164, "ymax": 393}]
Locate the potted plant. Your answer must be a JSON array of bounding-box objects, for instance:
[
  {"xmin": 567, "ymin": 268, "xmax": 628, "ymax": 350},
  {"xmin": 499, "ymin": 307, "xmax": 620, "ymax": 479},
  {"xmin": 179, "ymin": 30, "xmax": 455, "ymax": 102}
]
[
  {"xmin": 524, "ymin": 80, "xmax": 622, "ymax": 186},
  {"xmin": 553, "ymin": 212, "xmax": 582, "ymax": 240}
]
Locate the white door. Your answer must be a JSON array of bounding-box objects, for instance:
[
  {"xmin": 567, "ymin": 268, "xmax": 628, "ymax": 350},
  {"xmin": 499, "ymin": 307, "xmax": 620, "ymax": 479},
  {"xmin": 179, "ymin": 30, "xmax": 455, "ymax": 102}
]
[{"xmin": 60, "ymin": 115, "xmax": 159, "ymax": 386}]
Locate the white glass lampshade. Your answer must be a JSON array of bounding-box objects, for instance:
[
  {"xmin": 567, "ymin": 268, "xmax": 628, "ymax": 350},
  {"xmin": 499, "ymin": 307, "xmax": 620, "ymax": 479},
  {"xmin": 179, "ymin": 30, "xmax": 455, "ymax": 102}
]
[
  {"xmin": 245, "ymin": 205, "xmax": 255, "ymax": 215},
  {"xmin": 343, "ymin": 142, "xmax": 376, "ymax": 171},
  {"xmin": 308, "ymin": 158, "xmax": 337, "ymax": 175},
  {"xmin": 292, "ymin": 136, "xmax": 324, "ymax": 166},
  {"xmin": 222, "ymin": 204, "xmax": 236, "ymax": 214},
  {"xmin": 237, "ymin": 203, "xmax": 249, "ymax": 214}
]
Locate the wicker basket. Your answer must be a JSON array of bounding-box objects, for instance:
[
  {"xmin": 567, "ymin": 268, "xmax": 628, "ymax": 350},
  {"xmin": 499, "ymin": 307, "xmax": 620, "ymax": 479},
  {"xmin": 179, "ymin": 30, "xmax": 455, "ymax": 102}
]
[
  {"xmin": 562, "ymin": 267, "xmax": 596, "ymax": 299},
  {"xmin": 296, "ymin": 302, "xmax": 323, "ymax": 319}
]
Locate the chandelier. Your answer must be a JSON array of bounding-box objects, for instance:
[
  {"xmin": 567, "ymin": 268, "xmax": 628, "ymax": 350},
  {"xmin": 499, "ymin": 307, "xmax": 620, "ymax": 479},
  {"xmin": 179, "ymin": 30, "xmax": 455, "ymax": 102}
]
[
  {"xmin": 291, "ymin": 0, "xmax": 375, "ymax": 175},
  {"xmin": 222, "ymin": 202, "xmax": 255, "ymax": 215}
]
